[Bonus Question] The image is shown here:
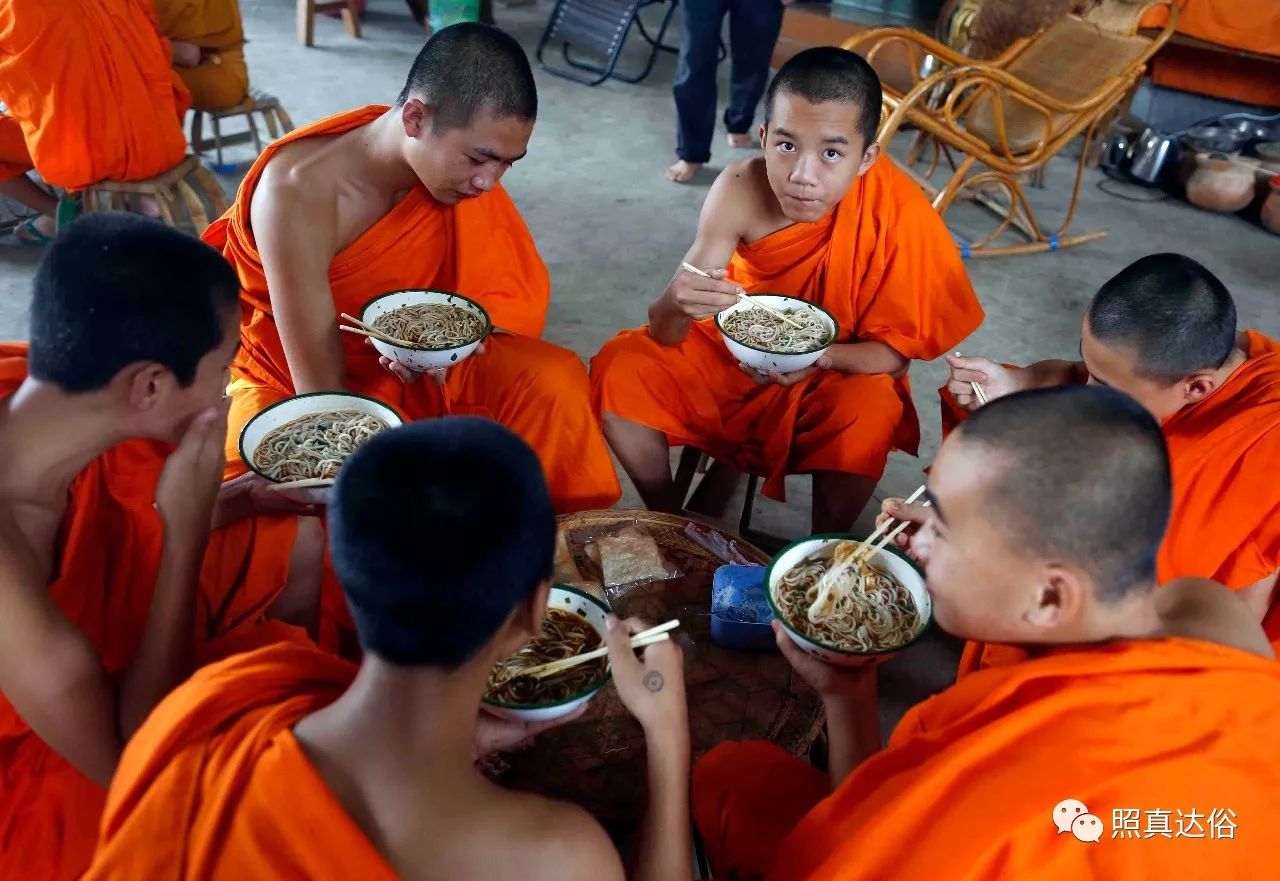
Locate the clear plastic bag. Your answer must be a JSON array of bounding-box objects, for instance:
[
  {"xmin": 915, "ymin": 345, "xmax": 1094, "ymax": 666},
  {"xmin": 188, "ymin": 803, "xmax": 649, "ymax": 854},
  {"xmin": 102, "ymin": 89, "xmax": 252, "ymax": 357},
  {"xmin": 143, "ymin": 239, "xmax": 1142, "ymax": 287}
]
[{"xmin": 581, "ymin": 521, "xmax": 682, "ymax": 603}]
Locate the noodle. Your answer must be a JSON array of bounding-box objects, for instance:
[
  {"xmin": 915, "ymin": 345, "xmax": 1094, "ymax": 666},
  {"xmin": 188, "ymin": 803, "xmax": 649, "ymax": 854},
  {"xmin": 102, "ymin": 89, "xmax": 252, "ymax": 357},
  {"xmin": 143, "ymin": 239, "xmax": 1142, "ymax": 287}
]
[
  {"xmin": 486, "ymin": 608, "xmax": 606, "ymax": 705},
  {"xmin": 371, "ymin": 302, "xmax": 485, "ymax": 349},
  {"xmin": 254, "ymin": 410, "xmax": 388, "ymax": 482},
  {"xmin": 774, "ymin": 541, "xmax": 920, "ymax": 652},
  {"xmin": 721, "ymin": 304, "xmax": 831, "ymax": 354}
]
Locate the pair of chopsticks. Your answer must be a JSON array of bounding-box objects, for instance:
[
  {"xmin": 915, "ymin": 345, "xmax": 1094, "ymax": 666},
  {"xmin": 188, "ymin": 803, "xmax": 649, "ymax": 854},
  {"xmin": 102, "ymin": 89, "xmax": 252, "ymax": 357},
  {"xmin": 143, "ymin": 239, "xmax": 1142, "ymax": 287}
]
[
  {"xmin": 852, "ymin": 485, "xmax": 931, "ymax": 563},
  {"xmin": 267, "ymin": 476, "xmax": 334, "ymax": 493},
  {"xmin": 954, "ymin": 351, "xmax": 989, "ymax": 405},
  {"xmin": 517, "ymin": 619, "xmax": 679, "ymax": 680},
  {"xmin": 681, "ymin": 261, "xmax": 806, "ymax": 330},
  {"xmin": 338, "ymin": 312, "xmax": 418, "ymax": 349}
]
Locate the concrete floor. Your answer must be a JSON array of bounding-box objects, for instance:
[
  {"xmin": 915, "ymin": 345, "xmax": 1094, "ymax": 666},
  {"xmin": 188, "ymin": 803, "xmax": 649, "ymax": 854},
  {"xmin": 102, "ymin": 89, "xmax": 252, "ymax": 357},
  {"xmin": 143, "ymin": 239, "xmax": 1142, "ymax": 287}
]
[{"xmin": 1, "ymin": 0, "xmax": 1277, "ymax": 729}]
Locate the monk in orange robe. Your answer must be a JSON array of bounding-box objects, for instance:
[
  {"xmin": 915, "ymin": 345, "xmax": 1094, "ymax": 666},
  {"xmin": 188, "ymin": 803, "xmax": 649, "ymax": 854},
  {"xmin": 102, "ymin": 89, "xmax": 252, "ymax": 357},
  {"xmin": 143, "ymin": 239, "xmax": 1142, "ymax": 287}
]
[
  {"xmin": 941, "ymin": 254, "xmax": 1280, "ymax": 669},
  {"xmin": 591, "ymin": 47, "xmax": 983, "ymax": 533},
  {"xmin": 205, "ymin": 23, "xmax": 619, "ymax": 514},
  {"xmin": 0, "ymin": 0, "xmax": 190, "ymax": 241},
  {"xmin": 156, "ymin": 0, "xmax": 251, "ymax": 111},
  {"xmin": 85, "ymin": 418, "xmax": 693, "ymax": 881},
  {"xmin": 0, "ymin": 215, "xmax": 317, "ymax": 881},
  {"xmin": 693, "ymin": 386, "xmax": 1280, "ymax": 880}
]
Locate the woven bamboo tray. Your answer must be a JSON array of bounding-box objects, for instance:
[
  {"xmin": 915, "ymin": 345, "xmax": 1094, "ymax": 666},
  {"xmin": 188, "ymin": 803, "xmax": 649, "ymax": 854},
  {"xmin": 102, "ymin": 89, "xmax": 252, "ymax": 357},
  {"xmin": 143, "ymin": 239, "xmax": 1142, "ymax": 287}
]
[{"xmin": 499, "ymin": 509, "xmax": 825, "ymax": 820}]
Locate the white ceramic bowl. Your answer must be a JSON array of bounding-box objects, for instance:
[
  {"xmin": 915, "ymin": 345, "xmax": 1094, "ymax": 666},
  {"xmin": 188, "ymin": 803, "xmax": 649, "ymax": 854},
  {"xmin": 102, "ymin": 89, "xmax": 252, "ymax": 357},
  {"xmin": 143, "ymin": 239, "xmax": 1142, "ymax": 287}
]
[
  {"xmin": 360, "ymin": 289, "xmax": 490, "ymax": 372},
  {"xmin": 482, "ymin": 585, "xmax": 612, "ymax": 723},
  {"xmin": 766, "ymin": 535, "xmax": 931, "ymax": 666},
  {"xmin": 715, "ymin": 294, "xmax": 837, "ymax": 375},
  {"xmin": 238, "ymin": 392, "xmax": 403, "ymax": 504}
]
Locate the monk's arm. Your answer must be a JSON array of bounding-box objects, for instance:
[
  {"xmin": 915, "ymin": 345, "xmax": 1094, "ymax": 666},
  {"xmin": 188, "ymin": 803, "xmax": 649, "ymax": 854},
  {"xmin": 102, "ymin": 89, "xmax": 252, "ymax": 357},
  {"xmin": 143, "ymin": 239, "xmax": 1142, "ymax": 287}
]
[
  {"xmin": 252, "ymin": 178, "xmax": 347, "ymax": 394},
  {"xmin": 648, "ymin": 171, "xmax": 746, "ymax": 346},
  {"xmin": 1022, "ymin": 359, "xmax": 1088, "ymax": 388},
  {"xmin": 825, "ymin": 341, "xmax": 910, "ymax": 378},
  {"xmin": 0, "ymin": 553, "xmax": 123, "ymax": 786},
  {"xmin": 822, "ymin": 668, "xmax": 882, "ymax": 789},
  {"xmin": 633, "ymin": 721, "xmax": 692, "ymax": 881},
  {"xmin": 1157, "ymin": 577, "xmax": 1275, "ymax": 659}
]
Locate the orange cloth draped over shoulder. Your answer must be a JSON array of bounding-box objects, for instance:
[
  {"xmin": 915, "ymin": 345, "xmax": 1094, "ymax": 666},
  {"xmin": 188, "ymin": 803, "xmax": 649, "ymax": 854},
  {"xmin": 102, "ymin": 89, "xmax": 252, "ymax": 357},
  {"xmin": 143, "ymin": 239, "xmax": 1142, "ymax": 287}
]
[
  {"xmin": 944, "ymin": 331, "xmax": 1280, "ymax": 674},
  {"xmin": 0, "ymin": 0, "xmax": 190, "ymax": 189},
  {"xmin": 155, "ymin": 0, "xmax": 249, "ymax": 111},
  {"xmin": 205, "ymin": 105, "xmax": 620, "ymax": 514},
  {"xmin": 694, "ymin": 638, "xmax": 1280, "ymax": 881},
  {"xmin": 591, "ymin": 156, "xmax": 983, "ymax": 500},
  {"xmin": 0, "ymin": 345, "xmax": 302, "ymax": 881},
  {"xmin": 82, "ymin": 641, "xmax": 399, "ymax": 881}
]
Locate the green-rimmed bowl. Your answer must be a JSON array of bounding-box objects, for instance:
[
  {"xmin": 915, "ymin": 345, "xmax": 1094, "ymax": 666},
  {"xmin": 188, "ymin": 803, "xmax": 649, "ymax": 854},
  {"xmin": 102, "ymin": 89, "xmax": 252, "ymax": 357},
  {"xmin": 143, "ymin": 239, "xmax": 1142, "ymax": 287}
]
[
  {"xmin": 766, "ymin": 535, "xmax": 931, "ymax": 665},
  {"xmin": 482, "ymin": 585, "xmax": 612, "ymax": 723}
]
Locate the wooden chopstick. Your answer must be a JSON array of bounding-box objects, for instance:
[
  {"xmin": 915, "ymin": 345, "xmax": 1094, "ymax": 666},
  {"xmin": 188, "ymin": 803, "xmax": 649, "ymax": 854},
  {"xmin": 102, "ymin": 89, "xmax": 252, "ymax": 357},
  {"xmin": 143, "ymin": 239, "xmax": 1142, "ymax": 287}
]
[
  {"xmin": 853, "ymin": 486, "xmax": 925, "ymax": 561},
  {"xmin": 519, "ymin": 618, "xmax": 681, "ymax": 679},
  {"xmin": 338, "ymin": 313, "xmax": 418, "ymax": 348},
  {"xmin": 681, "ymin": 261, "xmax": 807, "ymax": 330},
  {"xmin": 954, "ymin": 352, "xmax": 989, "ymax": 405},
  {"xmin": 267, "ymin": 477, "xmax": 334, "ymax": 492}
]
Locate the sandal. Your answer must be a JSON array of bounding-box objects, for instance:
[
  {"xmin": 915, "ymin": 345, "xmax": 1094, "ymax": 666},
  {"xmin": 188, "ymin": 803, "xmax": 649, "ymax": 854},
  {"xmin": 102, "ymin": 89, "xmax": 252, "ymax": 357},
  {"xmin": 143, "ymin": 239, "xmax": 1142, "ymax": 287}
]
[{"xmin": 13, "ymin": 216, "xmax": 53, "ymax": 247}]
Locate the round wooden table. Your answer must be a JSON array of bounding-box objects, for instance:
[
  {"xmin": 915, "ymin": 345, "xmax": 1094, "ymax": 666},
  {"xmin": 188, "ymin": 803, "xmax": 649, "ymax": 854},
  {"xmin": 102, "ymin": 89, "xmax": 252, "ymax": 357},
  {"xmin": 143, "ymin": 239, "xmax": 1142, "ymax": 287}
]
[{"xmin": 500, "ymin": 509, "xmax": 824, "ymax": 821}]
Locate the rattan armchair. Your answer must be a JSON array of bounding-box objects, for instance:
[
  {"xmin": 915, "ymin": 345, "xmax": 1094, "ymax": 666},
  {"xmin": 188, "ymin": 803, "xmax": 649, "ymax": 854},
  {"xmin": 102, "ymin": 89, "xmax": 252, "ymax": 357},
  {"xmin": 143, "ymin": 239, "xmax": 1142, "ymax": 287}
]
[{"xmin": 845, "ymin": 0, "xmax": 1178, "ymax": 257}]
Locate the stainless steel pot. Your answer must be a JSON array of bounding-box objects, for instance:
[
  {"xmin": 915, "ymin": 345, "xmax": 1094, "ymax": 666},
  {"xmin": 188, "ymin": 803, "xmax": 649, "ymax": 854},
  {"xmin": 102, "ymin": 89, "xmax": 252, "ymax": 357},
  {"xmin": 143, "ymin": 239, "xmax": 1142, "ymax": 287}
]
[
  {"xmin": 1099, "ymin": 131, "xmax": 1132, "ymax": 174},
  {"xmin": 1128, "ymin": 128, "xmax": 1181, "ymax": 185}
]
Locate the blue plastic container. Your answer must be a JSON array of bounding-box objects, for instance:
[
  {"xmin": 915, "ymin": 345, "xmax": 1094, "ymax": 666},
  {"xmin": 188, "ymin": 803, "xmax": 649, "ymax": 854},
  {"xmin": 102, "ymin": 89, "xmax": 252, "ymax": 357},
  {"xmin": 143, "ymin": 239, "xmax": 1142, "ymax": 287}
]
[{"xmin": 710, "ymin": 565, "xmax": 777, "ymax": 652}]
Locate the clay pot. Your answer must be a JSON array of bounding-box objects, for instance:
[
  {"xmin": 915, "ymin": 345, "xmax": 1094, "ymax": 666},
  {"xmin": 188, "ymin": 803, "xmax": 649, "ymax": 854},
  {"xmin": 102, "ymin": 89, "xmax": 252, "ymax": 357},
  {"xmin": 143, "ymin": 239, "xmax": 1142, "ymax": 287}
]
[
  {"xmin": 1262, "ymin": 176, "xmax": 1280, "ymax": 235},
  {"xmin": 1185, "ymin": 152, "xmax": 1258, "ymax": 213}
]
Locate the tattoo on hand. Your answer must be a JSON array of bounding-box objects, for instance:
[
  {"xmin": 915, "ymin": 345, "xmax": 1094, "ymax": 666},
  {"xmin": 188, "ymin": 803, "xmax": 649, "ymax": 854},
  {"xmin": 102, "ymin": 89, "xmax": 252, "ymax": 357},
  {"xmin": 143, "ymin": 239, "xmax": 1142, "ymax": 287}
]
[{"xmin": 643, "ymin": 671, "xmax": 664, "ymax": 693}]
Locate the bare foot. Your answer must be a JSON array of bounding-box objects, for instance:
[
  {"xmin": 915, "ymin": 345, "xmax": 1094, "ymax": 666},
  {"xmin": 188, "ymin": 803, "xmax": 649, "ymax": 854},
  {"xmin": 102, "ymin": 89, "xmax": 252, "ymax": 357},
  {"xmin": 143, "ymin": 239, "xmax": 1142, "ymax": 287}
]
[
  {"xmin": 13, "ymin": 214, "xmax": 56, "ymax": 244},
  {"xmin": 665, "ymin": 160, "xmax": 702, "ymax": 183},
  {"xmin": 726, "ymin": 132, "xmax": 755, "ymax": 149}
]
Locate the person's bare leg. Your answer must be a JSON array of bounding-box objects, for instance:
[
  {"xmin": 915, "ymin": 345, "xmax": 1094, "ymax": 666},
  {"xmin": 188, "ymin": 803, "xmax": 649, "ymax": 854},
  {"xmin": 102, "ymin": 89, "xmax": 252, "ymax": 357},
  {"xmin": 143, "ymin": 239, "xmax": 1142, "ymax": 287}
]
[
  {"xmin": 665, "ymin": 160, "xmax": 702, "ymax": 183},
  {"xmin": 685, "ymin": 458, "xmax": 741, "ymax": 519},
  {"xmin": 726, "ymin": 132, "xmax": 754, "ymax": 149},
  {"xmin": 0, "ymin": 175, "xmax": 58, "ymax": 238},
  {"xmin": 265, "ymin": 517, "xmax": 325, "ymax": 640},
  {"xmin": 811, "ymin": 471, "xmax": 877, "ymax": 534},
  {"xmin": 603, "ymin": 412, "xmax": 684, "ymax": 512}
]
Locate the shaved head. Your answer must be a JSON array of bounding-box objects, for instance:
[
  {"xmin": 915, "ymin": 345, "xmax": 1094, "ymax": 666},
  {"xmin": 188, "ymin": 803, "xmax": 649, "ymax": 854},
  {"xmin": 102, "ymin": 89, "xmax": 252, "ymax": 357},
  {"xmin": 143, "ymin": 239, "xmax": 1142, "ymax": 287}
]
[
  {"xmin": 397, "ymin": 22, "xmax": 537, "ymax": 132},
  {"xmin": 956, "ymin": 386, "xmax": 1171, "ymax": 600},
  {"xmin": 764, "ymin": 47, "xmax": 882, "ymax": 146},
  {"xmin": 1087, "ymin": 253, "xmax": 1235, "ymax": 384}
]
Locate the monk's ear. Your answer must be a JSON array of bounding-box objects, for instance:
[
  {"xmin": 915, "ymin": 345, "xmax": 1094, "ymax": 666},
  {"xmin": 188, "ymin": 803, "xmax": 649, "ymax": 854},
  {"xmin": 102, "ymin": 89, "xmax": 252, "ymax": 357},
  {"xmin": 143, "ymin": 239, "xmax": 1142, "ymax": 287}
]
[
  {"xmin": 400, "ymin": 98, "xmax": 431, "ymax": 139},
  {"xmin": 517, "ymin": 579, "xmax": 552, "ymax": 638},
  {"xmin": 1180, "ymin": 371, "xmax": 1217, "ymax": 405},
  {"xmin": 124, "ymin": 363, "xmax": 170, "ymax": 413},
  {"xmin": 1024, "ymin": 563, "xmax": 1086, "ymax": 630},
  {"xmin": 856, "ymin": 142, "xmax": 881, "ymax": 178},
  {"xmin": 758, "ymin": 122, "xmax": 768, "ymax": 147}
]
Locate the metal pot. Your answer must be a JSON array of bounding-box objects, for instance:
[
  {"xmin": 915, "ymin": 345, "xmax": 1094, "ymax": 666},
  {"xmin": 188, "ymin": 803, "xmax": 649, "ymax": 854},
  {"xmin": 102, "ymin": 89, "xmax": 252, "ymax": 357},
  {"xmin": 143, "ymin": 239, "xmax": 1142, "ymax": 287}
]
[
  {"xmin": 1182, "ymin": 125, "xmax": 1248, "ymax": 154},
  {"xmin": 1128, "ymin": 128, "xmax": 1181, "ymax": 186},
  {"xmin": 1099, "ymin": 131, "xmax": 1132, "ymax": 174}
]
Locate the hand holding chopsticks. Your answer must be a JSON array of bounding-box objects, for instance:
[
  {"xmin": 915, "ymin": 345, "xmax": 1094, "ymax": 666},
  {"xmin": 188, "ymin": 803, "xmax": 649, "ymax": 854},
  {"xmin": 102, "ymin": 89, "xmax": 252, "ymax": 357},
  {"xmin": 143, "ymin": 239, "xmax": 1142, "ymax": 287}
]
[
  {"xmin": 681, "ymin": 261, "xmax": 806, "ymax": 330},
  {"xmin": 954, "ymin": 351, "xmax": 989, "ymax": 405},
  {"xmin": 519, "ymin": 619, "xmax": 680, "ymax": 680},
  {"xmin": 854, "ymin": 486, "xmax": 931, "ymax": 563}
]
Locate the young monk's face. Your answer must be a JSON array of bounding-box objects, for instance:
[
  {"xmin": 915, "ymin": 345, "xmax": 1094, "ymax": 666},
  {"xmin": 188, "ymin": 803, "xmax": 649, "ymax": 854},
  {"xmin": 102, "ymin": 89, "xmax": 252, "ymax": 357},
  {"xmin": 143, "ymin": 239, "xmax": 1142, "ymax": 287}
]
[
  {"xmin": 1079, "ymin": 316, "xmax": 1197, "ymax": 422},
  {"xmin": 156, "ymin": 307, "xmax": 240, "ymax": 442},
  {"xmin": 759, "ymin": 93, "xmax": 879, "ymax": 224},
  {"xmin": 407, "ymin": 107, "xmax": 533, "ymax": 205},
  {"xmin": 913, "ymin": 437, "xmax": 1089, "ymax": 644}
]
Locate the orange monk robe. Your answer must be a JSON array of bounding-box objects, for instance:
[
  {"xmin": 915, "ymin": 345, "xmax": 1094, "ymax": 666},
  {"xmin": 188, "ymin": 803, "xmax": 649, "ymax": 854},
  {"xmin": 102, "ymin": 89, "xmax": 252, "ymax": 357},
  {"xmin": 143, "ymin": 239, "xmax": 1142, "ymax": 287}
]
[
  {"xmin": 0, "ymin": 345, "xmax": 302, "ymax": 881},
  {"xmin": 694, "ymin": 638, "xmax": 1280, "ymax": 881},
  {"xmin": 942, "ymin": 330, "xmax": 1280, "ymax": 674},
  {"xmin": 591, "ymin": 156, "xmax": 984, "ymax": 500},
  {"xmin": 155, "ymin": 0, "xmax": 250, "ymax": 111},
  {"xmin": 83, "ymin": 641, "xmax": 399, "ymax": 881},
  {"xmin": 0, "ymin": 0, "xmax": 190, "ymax": 190},
  {"xmin": 1140, "ymin": 1, "xmax": 1280, "ymax": 107},
  {"xmin": 206, "ymin": 106, "xmax": 621, "ymax": 515}
]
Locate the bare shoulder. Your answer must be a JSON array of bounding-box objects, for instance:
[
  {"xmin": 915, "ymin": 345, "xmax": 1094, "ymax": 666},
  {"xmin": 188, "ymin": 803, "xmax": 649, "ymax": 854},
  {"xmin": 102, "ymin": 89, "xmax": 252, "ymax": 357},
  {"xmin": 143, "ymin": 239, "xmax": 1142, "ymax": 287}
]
[
  {"xmin": 507, "ymin": 795, "xmax": 624, "ymax": 881},
  {"xmin": 253, "ymin": 138, "xmax": 334, "ymax": 216},
  {"xmin": 705, "ymin": 157, "xmax": 779, "ymax": 241},
  {"xmin": 1156, "ymin": 578, "xmax": 1274, "ymax": 658}
]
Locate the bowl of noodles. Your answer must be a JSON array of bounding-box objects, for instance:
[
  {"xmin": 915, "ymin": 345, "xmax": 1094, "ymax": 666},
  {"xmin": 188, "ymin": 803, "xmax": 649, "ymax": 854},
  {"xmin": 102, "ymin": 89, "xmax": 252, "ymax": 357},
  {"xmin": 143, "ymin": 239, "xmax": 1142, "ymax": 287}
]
[
  {"xmin": 483, "ymin": 585, "xmax": 612, "ymax": 723},
  {"xmin": 238, "ymin": 392, "xmax": 401, "ymax": 503},
  {"xmin": 715, "ymin": 294, "xmax": 837, "ymax": 375},
  {"xmin": 766, "ymin": 535, "xmax": 930, "ymax": 664},
  {"xmin": 360, "ymin": 289, "xmax": 490, "ymax": 372}
]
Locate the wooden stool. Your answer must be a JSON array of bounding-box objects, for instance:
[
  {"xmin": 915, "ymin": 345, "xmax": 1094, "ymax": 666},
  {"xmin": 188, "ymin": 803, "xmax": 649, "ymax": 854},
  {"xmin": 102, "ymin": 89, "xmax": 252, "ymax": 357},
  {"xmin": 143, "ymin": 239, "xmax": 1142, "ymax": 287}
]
[
  {"xmin": 190, "ymin": 91, "xmax": 295, "ymax": 168},
  {"xmin": 81, "ymin": 156, "xmax": 229, "ymax": 233},
  {"xmin": 297, "ymin": 0, "xmax": 361, "ymax": 47}
]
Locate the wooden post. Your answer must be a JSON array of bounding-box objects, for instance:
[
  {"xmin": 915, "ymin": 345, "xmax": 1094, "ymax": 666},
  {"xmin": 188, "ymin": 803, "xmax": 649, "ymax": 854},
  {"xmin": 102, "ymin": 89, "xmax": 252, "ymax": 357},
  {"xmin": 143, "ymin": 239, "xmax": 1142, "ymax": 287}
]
[
  {"xmin": 342, "ymin": 0, "xmax": 362, "ymax": 38},
  {"xmin": 297, "ymin": 0, "xmax": 316, "ymax": 47}
]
